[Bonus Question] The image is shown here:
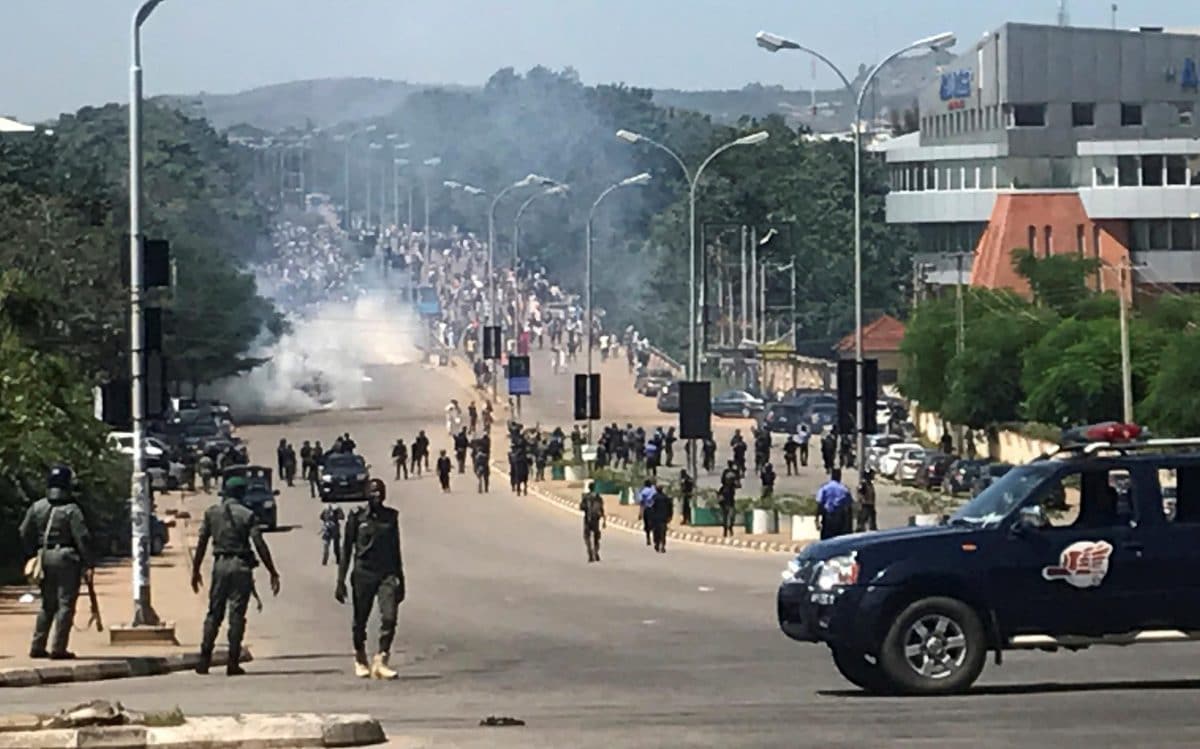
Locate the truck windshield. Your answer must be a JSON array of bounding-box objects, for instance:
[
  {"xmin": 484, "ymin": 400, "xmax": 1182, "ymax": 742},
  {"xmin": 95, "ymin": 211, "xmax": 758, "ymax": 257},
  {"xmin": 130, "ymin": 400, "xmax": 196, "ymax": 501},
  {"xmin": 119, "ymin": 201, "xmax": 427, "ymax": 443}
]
[{"xmin": 949, "ymin": 463, "xmax": 1057, "ymax": 528}]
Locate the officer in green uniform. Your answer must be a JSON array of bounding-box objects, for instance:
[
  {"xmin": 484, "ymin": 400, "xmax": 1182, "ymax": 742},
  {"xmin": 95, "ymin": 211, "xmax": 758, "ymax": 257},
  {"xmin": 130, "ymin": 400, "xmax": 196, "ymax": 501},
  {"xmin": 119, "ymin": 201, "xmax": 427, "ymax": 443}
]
[
  {"xmin": 20, "ymin": 465, "xmax": 93, "ymax": 659},
  {"xmin": 191, "ymin": 475, "xmax": 281, "ymax": 676},
  {"xmin": 579, "ymin": 481, "xmax": 606, "ymax": 563},
  {"xmin": 336, "ymin": 478, "xmax": 405, "ymax": 679}
]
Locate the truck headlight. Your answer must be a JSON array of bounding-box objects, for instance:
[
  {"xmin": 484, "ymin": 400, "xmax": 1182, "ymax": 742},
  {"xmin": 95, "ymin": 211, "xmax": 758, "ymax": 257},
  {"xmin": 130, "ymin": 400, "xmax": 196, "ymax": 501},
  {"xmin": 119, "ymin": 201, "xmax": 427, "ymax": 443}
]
[
  {"xmin": 321, "ymin": 474, "xmax": 333, "ymax": 482},
  {"xmin": 263, "ymin": 500, "xmax": 275, "ymax": 509},
  {"xmin": 781, "ymin": 558, "xmax": 802, "ymax": 581},
  {"xmin": 356, "ymin": 472, "xmax": 368, "ymax": 480},
  {"xmin": 815, "ymin": 555, "xmax": 859, "ymax": 591}
]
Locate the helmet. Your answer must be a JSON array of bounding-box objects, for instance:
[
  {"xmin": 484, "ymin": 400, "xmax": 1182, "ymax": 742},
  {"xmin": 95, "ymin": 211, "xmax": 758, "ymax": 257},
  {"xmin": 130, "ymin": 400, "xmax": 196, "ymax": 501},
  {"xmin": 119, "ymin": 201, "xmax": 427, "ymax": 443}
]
[
  {"xmin": 223, "ymin": 475, "xmax": 248, "ymax": 499},
  {"xmin": 47, "ymin": 464, "xmax": 74, "ymax": 491}
]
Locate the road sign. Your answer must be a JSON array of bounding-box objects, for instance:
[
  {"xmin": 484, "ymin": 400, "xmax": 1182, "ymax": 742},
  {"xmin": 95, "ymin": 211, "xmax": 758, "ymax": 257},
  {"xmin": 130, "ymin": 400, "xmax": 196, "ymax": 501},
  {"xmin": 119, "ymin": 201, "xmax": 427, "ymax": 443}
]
[
  {"xmin": 508, "ymin": 355, "xmax": 531, "ymax": 396},
  {"xmin": 679, "ymin": 381, "xmax": 711, "ymax": 439}
]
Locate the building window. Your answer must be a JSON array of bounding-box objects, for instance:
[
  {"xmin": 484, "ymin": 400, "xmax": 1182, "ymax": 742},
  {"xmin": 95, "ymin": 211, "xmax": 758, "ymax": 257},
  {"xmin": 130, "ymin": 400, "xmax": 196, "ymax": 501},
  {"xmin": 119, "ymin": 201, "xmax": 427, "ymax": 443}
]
[
  {"xmin": 1168, "ymin": 155, "xmax": 1188, "ymax": 185},
  {"xmin": 1095, "ymin": 156, "xmax": 1116, "ymax": 186},
  {"xmin": 1142, "ymin": 155, "xmax": 1164, "ymax": 187},
  {"xmin": 1072, "ymin": 102, "xmax": 1095, "ymax": 127},
  {"xmin": 1176, "ymin": 102, "xmax": 1194, "ymax": 126},
  {"xmin": 1028, "ymin": 225, "xmax": 1037, "ymax": 254},
  {"xmin": 1121, "ymin": 102, "xmax": 1143, "ymax": 126},
  {"xmin": 1117, "ymin": 155, "xmax": 1140, "ymax": 186},
  {"xmin": 1149, "ymin": 219, "xmax": 1169, "ymax": 250},
  {"xmin": 1044, "ymin": 225, "xmax": 1053, "ymax": 257},
  {"xmin": 1011, "ymin": 103, "xmax": 1047, "ymax": 127},
  {"xmin": 1076, "ymin": 224, "xmax": 1086, "ymax": 254},
  {"xmin": 1171, "ymin": 218, "xmax": 1195, "ymax": 250}
]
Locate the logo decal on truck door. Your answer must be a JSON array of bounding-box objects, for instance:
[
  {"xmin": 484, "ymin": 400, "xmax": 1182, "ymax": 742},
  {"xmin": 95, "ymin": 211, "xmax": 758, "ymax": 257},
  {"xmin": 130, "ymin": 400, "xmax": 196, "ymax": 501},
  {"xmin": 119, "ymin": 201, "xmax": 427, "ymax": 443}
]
[{"xmin": 1042, "ymin": 541, "xmax": 1113, "ymax": 589}]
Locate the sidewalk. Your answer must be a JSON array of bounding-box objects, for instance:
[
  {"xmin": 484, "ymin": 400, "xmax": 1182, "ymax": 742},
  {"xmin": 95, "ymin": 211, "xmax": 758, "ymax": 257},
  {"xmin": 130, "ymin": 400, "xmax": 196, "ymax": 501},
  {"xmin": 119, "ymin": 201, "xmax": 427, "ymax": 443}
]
[{"xmin": 0, "ymin": 489, "xmax": 238, "ymax": 687}]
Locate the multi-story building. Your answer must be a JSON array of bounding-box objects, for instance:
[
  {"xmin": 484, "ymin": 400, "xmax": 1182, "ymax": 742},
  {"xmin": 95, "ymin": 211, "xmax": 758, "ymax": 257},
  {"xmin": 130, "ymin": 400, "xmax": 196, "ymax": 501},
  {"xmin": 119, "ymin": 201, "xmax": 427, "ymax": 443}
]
[{"xmin": 878, "ymin": 22, "xmax": 1200, "ymax": 296}]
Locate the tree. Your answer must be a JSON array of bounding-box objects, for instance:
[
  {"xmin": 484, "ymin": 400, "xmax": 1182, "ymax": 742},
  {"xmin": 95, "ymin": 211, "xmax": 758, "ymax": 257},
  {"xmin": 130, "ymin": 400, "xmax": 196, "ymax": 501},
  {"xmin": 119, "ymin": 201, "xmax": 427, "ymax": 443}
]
[
  {"xmin": 1013, "ymin": 249, "xmax": 1100, "ymax": 317},
  {"xmin": 1141, "ymin": 331, "xmax": 1200, "ymax": 435},
  {"xmin": 897, "ymin": 295, "xmax": 956, "ymax": 412}
]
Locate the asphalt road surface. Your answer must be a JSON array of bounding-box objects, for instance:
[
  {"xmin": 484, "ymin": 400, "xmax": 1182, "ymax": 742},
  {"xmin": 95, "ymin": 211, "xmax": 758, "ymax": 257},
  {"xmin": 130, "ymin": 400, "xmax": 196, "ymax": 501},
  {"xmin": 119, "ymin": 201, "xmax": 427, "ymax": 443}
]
[{"xmin": 11, "ymin": 353, "xmax": 1200, "ymax": 748}]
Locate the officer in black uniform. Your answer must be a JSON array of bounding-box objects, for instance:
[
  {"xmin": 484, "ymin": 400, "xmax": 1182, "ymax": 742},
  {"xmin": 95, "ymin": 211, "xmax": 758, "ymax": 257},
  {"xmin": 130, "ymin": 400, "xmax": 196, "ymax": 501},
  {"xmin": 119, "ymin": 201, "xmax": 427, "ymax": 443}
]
[
  {"xmin": 191, "ymin": 475, "xmax": 281, "ymax": 676},
  {"xmin": 20, "ymin": 465, "xmax": 93, "ymax": 659},
  {"xmin": 336, "ymin": 479, "xmax": 405, "ymax": 679},
  {"xmin": 579, "ymin": 481, "xmax": 606, "ymax": 563}
]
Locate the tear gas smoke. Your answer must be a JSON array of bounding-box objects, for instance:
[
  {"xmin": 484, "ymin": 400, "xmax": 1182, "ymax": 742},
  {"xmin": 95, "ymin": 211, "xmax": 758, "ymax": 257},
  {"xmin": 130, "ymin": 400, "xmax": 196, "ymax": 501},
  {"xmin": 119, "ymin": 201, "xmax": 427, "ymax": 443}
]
[{"xmin": 212, "ymin": 291, "xmax": 420, "ymax": 417}]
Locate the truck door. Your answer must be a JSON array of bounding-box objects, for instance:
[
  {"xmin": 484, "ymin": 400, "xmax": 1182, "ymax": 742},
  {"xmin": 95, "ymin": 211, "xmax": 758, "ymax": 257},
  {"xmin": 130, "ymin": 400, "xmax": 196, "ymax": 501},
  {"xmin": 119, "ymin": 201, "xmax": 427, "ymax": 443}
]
[
  {"xmin": 1132, "ymin": 464, "xmax": 1200, "ymax": 630},
  {"xmin": 994, "ymin": 467, "xmax": 1144, "ymax": 637}
]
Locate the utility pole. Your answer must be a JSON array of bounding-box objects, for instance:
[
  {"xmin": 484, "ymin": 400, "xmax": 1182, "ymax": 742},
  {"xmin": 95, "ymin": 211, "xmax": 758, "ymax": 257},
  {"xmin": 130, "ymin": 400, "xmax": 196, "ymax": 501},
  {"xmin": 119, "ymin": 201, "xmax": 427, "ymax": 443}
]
[
  {"xmin": 740, "ymin": 226, "xmax": 748, "ymax": 341},
  {"xmin": 1118, "ymin": 261, "xmax": 1134, "ymax": 423},
  {"xmin": 954, "ymin": 253, "xmax": 967, "ymax": 356},
  {"xmin": 759, "ymin": 261, "xmax": 767, "ymax": 342},
  {"xmin": 749, "ymin": 227, "xmax": 758, "ymax": 341}
]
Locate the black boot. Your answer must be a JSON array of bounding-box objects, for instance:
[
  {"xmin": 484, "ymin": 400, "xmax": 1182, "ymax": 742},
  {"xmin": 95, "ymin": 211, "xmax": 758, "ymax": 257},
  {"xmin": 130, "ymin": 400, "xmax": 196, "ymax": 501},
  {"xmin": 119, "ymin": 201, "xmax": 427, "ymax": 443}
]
[
  {"xmin": 226, "ymin": 645, "xmax": 245, "ymax": 676},
  {"xmin": 195, "ymin": 648, "xmax": 212, "ymax": 675}
]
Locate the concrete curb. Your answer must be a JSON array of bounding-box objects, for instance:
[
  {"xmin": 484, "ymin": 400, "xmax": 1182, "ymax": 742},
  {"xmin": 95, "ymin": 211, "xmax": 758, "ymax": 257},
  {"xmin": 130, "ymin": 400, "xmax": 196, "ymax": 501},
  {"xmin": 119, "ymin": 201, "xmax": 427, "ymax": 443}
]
[
  {"xmin": 493, "ymin": 461, "xmax": 810, "ymax": 555},
  {"xmin": 0, "ymin": 648, "xmax": 251, "ymax": 689},
  {"xmin": 0, "ymin": 713, "xmax": 384, "ymax": 748}
]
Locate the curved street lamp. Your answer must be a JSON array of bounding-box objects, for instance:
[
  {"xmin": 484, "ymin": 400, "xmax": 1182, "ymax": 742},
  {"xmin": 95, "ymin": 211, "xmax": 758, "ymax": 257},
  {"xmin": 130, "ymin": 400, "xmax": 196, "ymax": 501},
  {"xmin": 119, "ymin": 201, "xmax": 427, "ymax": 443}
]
[
  {"xmin": 584, "ymin": 173, "xmax": 652, "ymax": 440},
  {"xmin": 616, "ymin": 129, "xmax": 770, "ymax": 383},
  {"xmin": 756, "ymin": 28, "xmax": 955, "ymax": 468},
  {"xmin": 514, "ymin": 184, "xmax": 570, "ymax": 270}
]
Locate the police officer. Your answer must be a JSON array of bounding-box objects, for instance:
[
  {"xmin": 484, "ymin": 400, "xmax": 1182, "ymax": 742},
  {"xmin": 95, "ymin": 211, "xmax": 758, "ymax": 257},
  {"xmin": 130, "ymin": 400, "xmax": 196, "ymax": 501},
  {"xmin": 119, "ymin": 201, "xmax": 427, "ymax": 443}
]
[
  {"xmin": 436, "ymin": 450, "xmax": 452, "ymax": 492},
  {"xmin": 579, "ymin": 481, "xmax": 606, "ymax": 563},
  {"xmin": 474, "ymin": 449, "xmax": 490, "ymax": 493},
  {"xmin": 679, "ymin": 469, "xmax": 695, "ymax": 526},
  {"xmin": 320, "ymin": 505, "xmax": 344, "ymax": 566},
  {"xmin": 191, "ymin": 475, "xmax": 280, "ymax": 675},
  {"xmin": 20, "ymin": 465, "xmax": 93, "ymax": 660},
  {"xmin": 719, "ymin": 461, "xmax": 740, "ymax": 538},
  {"xmin": 336, "ymin": 479, "xmax": 405, "ymax": 679},
  {"xmin": 857, "ymin": 470, "xmax": 878, "ymax": 532},
  {"xmin": 392, "ymin": 439, "xmax": 408, "ymax": 480},
  {"xmin": 454, "ymin": 428, "xmax": 470, "ymax": 473}
]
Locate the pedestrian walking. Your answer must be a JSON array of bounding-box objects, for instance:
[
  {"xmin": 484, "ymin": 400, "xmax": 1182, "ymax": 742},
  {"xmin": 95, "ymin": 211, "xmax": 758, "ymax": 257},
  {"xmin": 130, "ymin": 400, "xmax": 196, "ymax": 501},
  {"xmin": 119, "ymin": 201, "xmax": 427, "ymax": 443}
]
[
  {"xmin": 719, "ymin": 460, "xmax": 740, "ymax": 538},
  {"xmin": 580, "ymin": 481, "xmax": 606, "ymax": 563},
  {"xmin": 783, "ymin": 437, "xmax": 798, "ymax": 476},
  {"xmin": 857, "ymin": 470, "xmax": 878, "ymax": 532},
  {"xmin": 320, "ymin": 505, "xmax": 344, "ymax": 566},
  {"xmin": 468, "ymin": 401, "xmax": 479, "ymax": 434},
  {"xmin": 336, "ymin": 479, "xmax": 405, "ymax": 679},
  {"xmin": 474, "ymin": 449, "xmax": 490, "ymax": 493},
  {"xmin": 191, "ymin": 475, "xmax": 281, "ymax": 676},
  {"xmin": 20, "ymin": 465, "xmax": 93, "ymax": 660},
  {"xmin": 436, "ymin": 450, "xmax": 452, "ymax": 492},
  {"xmin": 392, "ymin": 439, "xmax": 408, "ymax": 480},
  {"xmin": 760, "ymin": 461, "xmax": 777, "ymax": 499},
  {"xmin": 679, "ymin": 469, "xmax": 695, "ymax": 526},
  {"xmin": 797, "ymin": 424, "xmax": 810, "ymax": 467},
  {"xmin": 637, "ymin": 479, "xmax": 656, "ymax": 546},
  {"xmin": 816, "ymin": 469, "xmax": 854, "ymax": 540},
  {"xmin": 650, "ymin": 483, "xmax": 673, "ymax": 553},
  {"xmin": 454, "ymin": 429, "xmax": 470, "ymax": 473}
]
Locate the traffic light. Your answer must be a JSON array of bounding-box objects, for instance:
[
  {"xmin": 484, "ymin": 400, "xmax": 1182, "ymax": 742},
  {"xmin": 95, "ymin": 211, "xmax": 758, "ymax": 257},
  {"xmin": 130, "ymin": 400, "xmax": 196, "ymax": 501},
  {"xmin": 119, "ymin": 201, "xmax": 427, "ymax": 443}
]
[
  {"xmin": 837, "ymin": 359, "xmax": 879, "ymax": 435},
  {"xmin": 574, "ymin": 373, "xmax": 600, "ymax": 420},
  {"xmin": 143, "ymin": 239, "xmax": 172, "ymax": 288},
  {"xmin": 678, "ymin": 381, "xmax": 712, "ymax": 439},
  {"xmin": 483, "ymin": 326, "xmax": 502, "ymax": 360}
]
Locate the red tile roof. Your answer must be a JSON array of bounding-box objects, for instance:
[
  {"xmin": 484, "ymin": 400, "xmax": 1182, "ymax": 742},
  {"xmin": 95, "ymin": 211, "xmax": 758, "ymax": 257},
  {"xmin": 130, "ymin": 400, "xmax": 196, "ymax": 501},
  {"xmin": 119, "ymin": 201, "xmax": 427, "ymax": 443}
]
[{"xmin": 834, "ymin": 314, "xmax": 906, "ymax": 354}]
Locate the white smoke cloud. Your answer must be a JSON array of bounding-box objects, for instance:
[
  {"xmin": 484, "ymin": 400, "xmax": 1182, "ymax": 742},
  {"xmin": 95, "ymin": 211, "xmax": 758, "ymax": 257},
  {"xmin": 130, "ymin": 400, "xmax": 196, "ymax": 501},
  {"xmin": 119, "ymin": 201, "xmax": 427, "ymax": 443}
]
[{"xmin": 211, "ymin": 291, "xmax": 422, "ymax": 417}]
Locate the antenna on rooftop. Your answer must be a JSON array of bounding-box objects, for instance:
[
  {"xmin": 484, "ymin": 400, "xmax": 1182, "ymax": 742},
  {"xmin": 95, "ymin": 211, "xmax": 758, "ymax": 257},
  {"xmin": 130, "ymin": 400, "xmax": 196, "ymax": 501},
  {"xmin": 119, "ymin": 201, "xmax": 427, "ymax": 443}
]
[{"xmin": 1057, "ymin": 0, "xmax": 1070, "ymax": 27}]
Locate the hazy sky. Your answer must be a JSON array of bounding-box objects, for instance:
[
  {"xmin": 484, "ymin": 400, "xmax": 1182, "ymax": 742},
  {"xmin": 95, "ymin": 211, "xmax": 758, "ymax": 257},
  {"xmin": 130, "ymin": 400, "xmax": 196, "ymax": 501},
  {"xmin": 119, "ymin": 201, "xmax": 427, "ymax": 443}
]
[{"xmin": 3, "ymin": 0, "xmax": 1197, "ymax": 121}]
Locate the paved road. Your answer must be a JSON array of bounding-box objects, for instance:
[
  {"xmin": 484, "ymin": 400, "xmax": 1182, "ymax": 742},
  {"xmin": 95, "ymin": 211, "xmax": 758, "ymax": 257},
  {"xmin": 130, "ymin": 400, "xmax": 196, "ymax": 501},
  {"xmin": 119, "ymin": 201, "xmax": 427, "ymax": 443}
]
[{"xmin": 10, "ymin": 355, "xmax": 1200, "ymax": 748}]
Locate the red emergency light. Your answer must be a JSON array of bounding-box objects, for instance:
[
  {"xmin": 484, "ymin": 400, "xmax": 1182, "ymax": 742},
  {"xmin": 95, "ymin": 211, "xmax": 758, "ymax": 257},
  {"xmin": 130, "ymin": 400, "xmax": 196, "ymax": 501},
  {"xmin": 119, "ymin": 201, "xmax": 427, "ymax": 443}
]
[{"xmin": 1063, "ymin": 422, "xmax": 1143, "ymax": 445}]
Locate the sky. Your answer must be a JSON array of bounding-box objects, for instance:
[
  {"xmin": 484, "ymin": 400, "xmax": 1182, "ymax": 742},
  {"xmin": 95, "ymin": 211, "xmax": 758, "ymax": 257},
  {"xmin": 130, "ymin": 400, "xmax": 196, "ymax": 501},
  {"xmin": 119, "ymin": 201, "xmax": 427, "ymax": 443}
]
[{"xmin": 3, "ymin": 0, "xmax": 1199, "ymax": 122}]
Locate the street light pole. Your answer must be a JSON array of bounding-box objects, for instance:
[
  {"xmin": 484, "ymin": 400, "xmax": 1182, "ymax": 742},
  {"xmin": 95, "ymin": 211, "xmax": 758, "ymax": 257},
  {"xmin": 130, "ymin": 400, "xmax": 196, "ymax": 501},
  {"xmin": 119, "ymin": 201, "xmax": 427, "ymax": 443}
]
[
  {"xmin": 129, "ymin": 0, "xmax": 168, "ymax": 628},
  {"xmin": 756, "ymin": 28, "xmax": 954, "ymax": 471},
  {"xmin": 339, "ymin": 125, "xmax": 378, "ymax": 231},
  {"xmin": 586, "ymin": 173, "xmax": 652, "ymax": 442},
  {"xmin": 421, "ymin": 157, "xmax": 441, "ymax": 260},
  {"xmin": 616, "ymin": 129, "xmax": 769, "ymax": 382}
]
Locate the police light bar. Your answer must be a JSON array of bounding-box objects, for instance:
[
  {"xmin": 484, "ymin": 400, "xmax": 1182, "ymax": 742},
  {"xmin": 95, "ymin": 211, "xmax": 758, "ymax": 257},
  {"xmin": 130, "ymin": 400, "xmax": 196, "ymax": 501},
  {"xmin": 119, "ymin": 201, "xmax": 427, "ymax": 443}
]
[{"xmin": 1062, "ymin": 422, "xmax": 1143, "ymax": 445}]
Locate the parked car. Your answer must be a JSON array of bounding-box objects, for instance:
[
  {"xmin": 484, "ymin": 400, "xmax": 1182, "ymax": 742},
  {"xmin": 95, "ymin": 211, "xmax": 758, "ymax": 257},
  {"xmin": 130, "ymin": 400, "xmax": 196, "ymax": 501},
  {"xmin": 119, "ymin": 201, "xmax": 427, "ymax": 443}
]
[
  {"xmin": 656, "ymin": 381, "xmax": 680, "ymax": 413},
  {"xmin": 879, "ymin": 442, "xmax": 923, "ymax": 479},
  {"xmin": 864, "ymin": 434, "xmax": 905, "ymax": 473},
  {"xmin": 320, "ymin": 453, "xmax": 371, "ymax": 502},
  {"xmin": 942, "ymin": 458, "xmax": 991, "ymax": 495},
  {"xmin": 803, "ymin": 403, "xmax": 839, "ymax": 431},
  {"xmin": 223, "ymin": 465, "xmax": 280, "ymax": 530},
  {"xmin": 635, "ymin": 368, "xmax": 674, "ymax": 397},
  {"xmin": 915, "ymin": 451, "xmax": 956, "ymax": 490},
  {"xmin": 896, "ymin": 448, "xmax": 930, "ymax": 484},
  {"xmin": 760, "ymin": 402, "xmax": 810, "ymax": 434},
  {"xmin": 711, "ymin": 390, "xmax": 766, "ymax": 418}
]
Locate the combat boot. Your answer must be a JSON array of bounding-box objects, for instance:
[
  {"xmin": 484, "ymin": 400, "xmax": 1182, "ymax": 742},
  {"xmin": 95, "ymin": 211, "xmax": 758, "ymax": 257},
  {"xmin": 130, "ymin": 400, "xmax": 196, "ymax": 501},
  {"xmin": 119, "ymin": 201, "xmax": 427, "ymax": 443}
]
[
  {"xmin": 354, "ymin": 650, "xmax": 371, "ymax": 679},
  {"xmin": 371, "ymin": 652, "xmax": 398, "ymax": 680},
  {"xmin": 226, "ymin": 645, "xmax": 245, "ymax": 677}
]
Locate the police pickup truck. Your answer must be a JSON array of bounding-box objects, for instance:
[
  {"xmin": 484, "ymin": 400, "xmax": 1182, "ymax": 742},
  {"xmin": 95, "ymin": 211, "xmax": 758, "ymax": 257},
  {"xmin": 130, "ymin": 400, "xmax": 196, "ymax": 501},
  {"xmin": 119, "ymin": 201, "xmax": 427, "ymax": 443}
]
[{"xmin": 777, "ymin": 423, "xmax": 1200, "ymax": 695}]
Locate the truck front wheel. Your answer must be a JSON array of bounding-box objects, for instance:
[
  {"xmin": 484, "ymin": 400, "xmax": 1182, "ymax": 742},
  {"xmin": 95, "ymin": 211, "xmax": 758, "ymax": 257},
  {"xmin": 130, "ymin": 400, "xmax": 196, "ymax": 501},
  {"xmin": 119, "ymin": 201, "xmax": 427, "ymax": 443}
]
[
  {"xmin": 877, "ymin": 596, "xmax": 986, "ymax": 695},
  {"xmin": 830, "ymin": 646, "xmax": 894, "ymax": 694}
]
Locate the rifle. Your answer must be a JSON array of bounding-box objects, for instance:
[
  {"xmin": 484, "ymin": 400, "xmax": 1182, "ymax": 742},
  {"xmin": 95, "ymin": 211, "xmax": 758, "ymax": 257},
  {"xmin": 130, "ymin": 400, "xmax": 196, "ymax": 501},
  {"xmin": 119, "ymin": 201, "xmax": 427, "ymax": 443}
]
[{"xmin": 84, "ymin": 569, "xmax": 103, "ymax": 632}]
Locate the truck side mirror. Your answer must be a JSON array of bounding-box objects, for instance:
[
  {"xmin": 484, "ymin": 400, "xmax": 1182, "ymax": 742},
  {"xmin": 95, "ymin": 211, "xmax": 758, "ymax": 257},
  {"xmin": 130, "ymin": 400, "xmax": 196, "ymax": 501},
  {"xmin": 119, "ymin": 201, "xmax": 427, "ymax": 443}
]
[
  {"xmin": 273, "ymin": 489, "xmax": 280, "ymax": 496},
  {"xmin": 1013, "ymin": 504, "xmax": 1045, "ymax": 535}
]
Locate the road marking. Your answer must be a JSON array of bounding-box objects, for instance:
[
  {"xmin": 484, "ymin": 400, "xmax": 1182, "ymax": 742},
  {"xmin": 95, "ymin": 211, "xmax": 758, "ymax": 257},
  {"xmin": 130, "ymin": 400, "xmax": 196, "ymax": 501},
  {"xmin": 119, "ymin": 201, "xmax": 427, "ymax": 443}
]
[
  {"xmin": 642, "ymin": 619, "xmax": 658, "ymax": 626},
  {"xmin": 697, "ymin": 586, "xmax": 714, "ymax": 593}
]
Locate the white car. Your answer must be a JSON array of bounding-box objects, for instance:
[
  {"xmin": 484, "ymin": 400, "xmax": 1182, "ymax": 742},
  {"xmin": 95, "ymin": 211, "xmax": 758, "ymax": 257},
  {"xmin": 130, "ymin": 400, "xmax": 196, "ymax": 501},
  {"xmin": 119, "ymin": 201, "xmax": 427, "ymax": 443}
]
[
  {"xmin": 896, "ymin": 448, "xmax": 929, "ymax": 484},
  {"xmin": 879, "ymin": 442, "xmax": 923, "ymax": 479},
  {"xmin": 107, "ymin": 432, "xmax": 165, "ymax": 459},
  {"xmin": 106, "ymin": 433, "xmax": 186, "ymax": 490},
  {"xmin": 864, "ymin": 434, "xmax": 904, "ymax": 472}
]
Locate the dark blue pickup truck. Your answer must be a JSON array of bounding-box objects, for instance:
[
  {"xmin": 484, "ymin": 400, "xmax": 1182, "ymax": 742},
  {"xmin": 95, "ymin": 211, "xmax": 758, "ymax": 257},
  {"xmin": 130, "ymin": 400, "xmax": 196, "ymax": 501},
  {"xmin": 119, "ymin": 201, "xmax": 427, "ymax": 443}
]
[{"xmin": 777, "ymin": 423, "xmax": 1200, "ymax": 695}]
